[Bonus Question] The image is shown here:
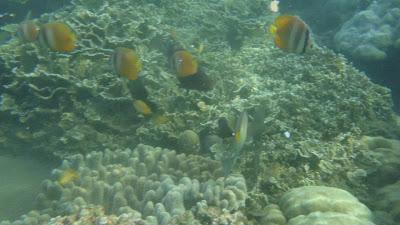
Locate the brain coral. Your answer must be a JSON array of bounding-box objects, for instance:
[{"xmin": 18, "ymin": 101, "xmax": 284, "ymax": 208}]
[
  {"xmin": 34, "ymin": 144, "xmax": 247, "ymax": 224},
  {"xmin": 279, "ymin": 186, "xmax": 375, "ymax": 225}
]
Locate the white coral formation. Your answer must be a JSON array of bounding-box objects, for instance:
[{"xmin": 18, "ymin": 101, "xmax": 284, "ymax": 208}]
[
  {"xmin": 279, "ymin": 186, "xmax": 375, "ymax": 225},
  {"xmin": 36, "ymin": 144, "xmax": 247, "ymax": 224}
]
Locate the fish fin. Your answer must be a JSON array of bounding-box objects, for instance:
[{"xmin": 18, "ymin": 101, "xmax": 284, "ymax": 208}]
[
  {"xmin": 269, "ymin": 24, "xmax": 277, "ymax": 35},
  {"xmin": 25, "ymin": 10, "xmax": 32, "ymax": 20}
]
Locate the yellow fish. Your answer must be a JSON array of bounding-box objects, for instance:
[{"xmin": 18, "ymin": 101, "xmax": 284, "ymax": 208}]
[
  {"xmin": 269, "ymin": 15, "xmax": 313, "ymax": 54},
  {"xmin": 39, "ymin": 22, "xmax": 76, "ymax": 52},
  {"xmin": 112, "ymin": 47, "xmax": 142, "ymax": 80},
  {"xmin": 133, "ymin": 99, "xmax": 152, "ymax": 116},
  {"xmin": 173, "ymin": 50, "xmax": 198, "ymax": 77},
  {"xmin": 58, "ymin": 169, "xmax": 79, "ymax": 186}
]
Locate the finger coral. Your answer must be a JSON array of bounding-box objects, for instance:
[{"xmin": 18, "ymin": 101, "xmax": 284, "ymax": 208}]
[{"xmin": 35, "ymin": 144, "xmax": 247, "ymax": 224}]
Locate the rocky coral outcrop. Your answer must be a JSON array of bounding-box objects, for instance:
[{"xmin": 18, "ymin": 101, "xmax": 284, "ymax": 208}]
[
  {"xmin": 356, "ymin": 136, "xmax": 400, "ymax": 188},
  {"xmin": 279, "ymin": 186, "xmax": 375, "ymax": 225}
]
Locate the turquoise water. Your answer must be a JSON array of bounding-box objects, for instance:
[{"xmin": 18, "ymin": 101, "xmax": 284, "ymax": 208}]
[
  {"xmin": 0, "ymin": 0, "xmax": 399, "ymax": 224},
  {"xmin": 0, "ymin": 155, "xmax": 56, "ymax": 220}
]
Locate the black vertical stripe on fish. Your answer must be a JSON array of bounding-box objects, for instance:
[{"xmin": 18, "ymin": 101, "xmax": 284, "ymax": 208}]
[
  {"xmin": 39, "ymin": 26, "xmax": 50, "ymax": 48},
  {"xmin": 294, "ymin": 20, "xmax": 308, "ymax": 54},
  {"xmin": 289, "ymin": 20, "xmax": 298, "ymax": 52},
  {"xmin": 301, "ymin": 29, "xmax": 310, "ymax": 54}
]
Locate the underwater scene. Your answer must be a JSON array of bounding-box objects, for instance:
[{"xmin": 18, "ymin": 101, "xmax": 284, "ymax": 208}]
[{"xmin": 0, "ymin": 0, "xmax": 400, "ymax": 224}]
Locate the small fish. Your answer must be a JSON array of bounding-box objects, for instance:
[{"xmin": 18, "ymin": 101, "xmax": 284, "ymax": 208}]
[
  {"xmin": 58, "ymin": 169, "xmax": 79, "ymax": 186},
  {"xmin": 133, "ymin": 99, "xmax": 152, "ymax": 116},
  {"xmin": 152, "ymin": 114, "xmax": 169, "ymax": 125},
  {"xmin": 269, "ymin": 0, "xmax": 279, "ymax": 13},
  {"xmin": 269, "ymin": 15, "xmax": 313, "ymax": 54},
  {"xmin": 234, "ymin": 111, "xmax": 248, "ymax": 150},
  {"xmin": 112, "ymin": 47, "xmax": 142, "ymax": 80},
  {"xmin": 39, "ymin": 22, "xmax": 76, "ymax": 52},
  {"xmin": 18, "ymin": 20, "xmax": 40, "ymax": 42},
  {"xmin": 172, "ymin": 50, "xmax": 213, "ymax": 91},
  {"xmin": 173, "ymin": 50, "xmax": 198, "ymax": 77}
]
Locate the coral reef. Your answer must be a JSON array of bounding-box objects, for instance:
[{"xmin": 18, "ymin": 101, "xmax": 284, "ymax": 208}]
[
  {"xmin": 334, "ymin": 0, "xmax": 400, "ymax": 61},
  {"xmin": 0, "ymin": 0, "xmax": 399, "ymax": 224},
  {"xmin": 34, "ymin": 144, "xmax": 247, "ymax": 224},
  {"xmin": 0, "ymin": 0, "xmax": 396, "ymax": 159},
  {"xmin": 279, "ymin": 186, "xmax": 376, "ymax": 225}
]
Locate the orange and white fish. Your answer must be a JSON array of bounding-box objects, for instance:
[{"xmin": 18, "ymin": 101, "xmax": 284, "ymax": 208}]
[
  {"xmin": 18, "ymin": 20, "xmax": 40, "ymax": 42},
  {"xmin": 173, "ymin": 50, "xmax": 198, "ymax": 78},
  {"xmin": 112, "ymin": 47, "xmax": 142, "ymax": 80},
  {"xmin": 269, "ymin": 15, "xmax": 313, "ymax": 54},
  {"xmin": 39, "ymin": 22, "xmax": 76, "ymax": 52}
]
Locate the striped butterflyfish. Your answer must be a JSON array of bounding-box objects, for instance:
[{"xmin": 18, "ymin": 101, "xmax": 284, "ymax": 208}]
[
  {"xmin": 173, "ymin": 50, "xmax": 198, "ymax": 78},
  {"xmin": 39, "ymin": 22, "xmax": 76, "ymax": 52},
  {"xmin": 18, "ymin": 20, "xmax": 39, "ymax": 42},
  {"xmin": 112, "ymin": 47, "xmax": 142, "ymax": 80},
  {"xmin": 269, "ymin": 15, "xmax": 312, "ymax": 54}
]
